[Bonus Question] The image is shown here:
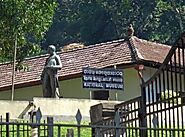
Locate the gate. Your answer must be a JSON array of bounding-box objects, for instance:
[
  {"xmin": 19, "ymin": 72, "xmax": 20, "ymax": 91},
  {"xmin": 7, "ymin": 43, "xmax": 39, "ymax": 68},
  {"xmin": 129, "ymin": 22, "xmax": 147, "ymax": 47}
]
[
  {"xmin": 92, "ymin": 33, "xmax": 185, "ymax": 137},
  {"xmin": 1, "ymin": 33, "xmax": 185, "ymax": 137},
  {"xmin": 140, "ymin": 32, "xmax": 185, "ymax": 136}
]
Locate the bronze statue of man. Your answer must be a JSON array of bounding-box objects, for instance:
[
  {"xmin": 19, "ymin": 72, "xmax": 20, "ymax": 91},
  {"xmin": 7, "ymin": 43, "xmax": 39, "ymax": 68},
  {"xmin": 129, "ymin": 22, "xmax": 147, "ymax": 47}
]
[{"xmin": 41, "ymin": 45, "xmax": 62, "ymax": 98}]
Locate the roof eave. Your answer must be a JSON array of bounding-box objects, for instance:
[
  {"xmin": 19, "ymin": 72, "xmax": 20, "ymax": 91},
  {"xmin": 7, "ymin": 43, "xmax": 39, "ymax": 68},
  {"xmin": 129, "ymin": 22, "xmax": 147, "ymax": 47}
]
[
  {"xmin": 137, "ymin": 59, "xmax": 162, "ymax": 68},
  {"xmin": 0, "ymin": 62, "xmax": 137, "ymax": 91}
]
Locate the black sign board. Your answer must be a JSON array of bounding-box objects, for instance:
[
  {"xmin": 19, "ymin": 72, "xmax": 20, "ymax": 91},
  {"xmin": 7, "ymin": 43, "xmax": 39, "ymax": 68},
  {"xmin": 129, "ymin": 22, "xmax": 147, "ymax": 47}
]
[{"xmin": 82, "ymin": 67, "xmax": 124, "ymax": 90}]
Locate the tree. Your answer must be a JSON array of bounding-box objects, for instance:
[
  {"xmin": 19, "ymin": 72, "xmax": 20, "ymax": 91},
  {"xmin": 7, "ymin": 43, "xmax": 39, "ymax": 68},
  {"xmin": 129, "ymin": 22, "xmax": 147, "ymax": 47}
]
[
  {"xmin": 0, "ymin": 0, "xmax": 57, "ymax": 62},
  {"xmin": 99, "ymin": 0, "xmax": 185, "ymax": 43},
  {"xmin": 42, "ymin": 0, "xmax": 118, "ymax": 49},
  {"xmin": 42, "ymin": 0, "xmax": 185, "ymax": 49}
]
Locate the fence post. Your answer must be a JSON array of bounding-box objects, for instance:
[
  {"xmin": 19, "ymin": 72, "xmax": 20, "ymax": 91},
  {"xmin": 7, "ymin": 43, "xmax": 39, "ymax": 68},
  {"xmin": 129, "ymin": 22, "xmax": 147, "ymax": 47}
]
[
  {"xmin": 139, "ymin": 86, "xmax": 147, "ymax": 137},
  {"xmin": 95, "ymin": 127, "xmax": 101, "ymax": 137},
  {"xmin": 29, "ymin": 107, "xmax": 42, "ymax": 137},
  {"xmin": 152, "ymin": 114, "xmax": 158, "ymax": 137},
  {"xmin": 66, "ymin": 129, "xmax": 74, "ymax": 137},
  {"xmin": 76, "ymin": 109, "xmax": 82, "ymax": 137},
  {"xmin": 6, "ymin": 113, "xmax": 9, "ymax": 137},
  {"xmin": 17, "ymin": 124, "xmax": 20, "ymax": 137},
  {"xmin": 0, "ymin": 115, "xmax": 2, "ymax": 136},
  {"xmin": 36, "ymin": 107, "xmax": 42, "ymax": 137},
  {"xmin": 114, "ymin": 110, "xmax": 120, "ymax": 137},
  {"xmin": 47, "ymin": 117, "xmax": 54, "ymax": 137}
]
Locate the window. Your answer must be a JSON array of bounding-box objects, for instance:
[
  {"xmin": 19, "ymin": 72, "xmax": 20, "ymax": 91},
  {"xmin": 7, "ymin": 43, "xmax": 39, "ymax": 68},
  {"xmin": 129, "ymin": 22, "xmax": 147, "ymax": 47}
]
[{"xmin": 93, "ymin": 90, "xmax": 109, "ymax": 100}]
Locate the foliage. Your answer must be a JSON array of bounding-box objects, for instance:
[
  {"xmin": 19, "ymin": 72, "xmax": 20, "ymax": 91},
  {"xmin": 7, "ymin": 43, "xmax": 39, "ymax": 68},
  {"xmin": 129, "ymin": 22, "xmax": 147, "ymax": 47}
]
[
  {"xmin": 0, "ymin": 121, "xmax": 91, "ymax": 137},
  {"xmin": 0, "ymin": 0, "xmax": 57, "ymax": 62},
  {"xmin": 161, "ymin": 90, "xmax": 181, "ymax": 104},
  {"xmin": 43, "ymin": 0, "xmax": 118, "ymax": 48},
  {"xmin": 42, "ymin": 0, "xmax": 185, "ymax": 50},
  {"xmin": 1, "ymin": 1, "xmax": 185, "ymax": 61}
]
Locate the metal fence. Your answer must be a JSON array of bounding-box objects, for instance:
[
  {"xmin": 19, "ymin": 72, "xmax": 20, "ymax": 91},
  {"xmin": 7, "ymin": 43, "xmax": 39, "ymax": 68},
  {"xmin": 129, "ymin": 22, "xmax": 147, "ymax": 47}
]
[
  {"xmin": 90, "ymin": 96, "xmax": 141, "ymax": 137},
  {"xmin": 139, "ymin": 32, "xmax": 185, "ymax": 137},
  {"xmin": 0, "ymin": 110, "xmax": 158, "ymax": 137},
  {"xmin": 1, "ymin": 34, "xmax": 185, "ymax": 137},
  {"xmin": 90, "ymin": 33, "xmax": 185, "ymax": 137},
  {"xmin": 0, "ymin": 110, "xmax": 151, "ymax": 137},
  {"xmin": 0, "ymin": 111, "xmax": 92, "ymax": 137}
]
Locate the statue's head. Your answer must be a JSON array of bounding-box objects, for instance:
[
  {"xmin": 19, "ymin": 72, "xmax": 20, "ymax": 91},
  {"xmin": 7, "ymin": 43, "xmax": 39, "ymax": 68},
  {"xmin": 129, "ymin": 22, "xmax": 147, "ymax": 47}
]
[{"xmin": 48, "ymin": 45, "xmax": 56, "ymax": 54}]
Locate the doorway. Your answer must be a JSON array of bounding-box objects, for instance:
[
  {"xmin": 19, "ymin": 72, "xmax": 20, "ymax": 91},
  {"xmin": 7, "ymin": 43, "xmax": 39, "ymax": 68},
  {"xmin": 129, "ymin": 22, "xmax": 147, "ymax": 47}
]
[{"xmin": 93, "ymin": 90, "xmax": 109, "ymax": 100}]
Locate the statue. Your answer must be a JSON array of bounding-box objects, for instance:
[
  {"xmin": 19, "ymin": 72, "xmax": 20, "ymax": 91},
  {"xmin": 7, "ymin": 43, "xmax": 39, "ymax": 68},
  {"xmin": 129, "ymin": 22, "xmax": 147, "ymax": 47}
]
[{"xmin": 41, "ymin": 45, "xmax": 62, "ymax": 98}]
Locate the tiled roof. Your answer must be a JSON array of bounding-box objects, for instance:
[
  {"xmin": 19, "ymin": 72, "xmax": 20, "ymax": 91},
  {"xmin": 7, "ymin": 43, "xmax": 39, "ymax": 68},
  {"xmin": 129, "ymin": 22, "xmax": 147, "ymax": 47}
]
[
  {"xmin": 131, "ymin": 36, "xmax": 171, "ymax": 64},
  {"xmin": 0, "ymin": 36, "xmax": 171, "ymax": 90}
]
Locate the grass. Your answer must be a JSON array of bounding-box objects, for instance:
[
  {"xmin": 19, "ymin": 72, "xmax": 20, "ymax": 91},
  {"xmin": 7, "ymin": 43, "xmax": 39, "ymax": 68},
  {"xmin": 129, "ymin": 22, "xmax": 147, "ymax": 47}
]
[
  {"xmin": 51, "ymin": 121, "xmax": 92, "ymax": 137},
  {"xmin": 1, "ymin": 121, "xmax": 185, "ymax": 137},
  {"xmin": 0, "ymin": 121, "xmax": 92, "ymax": 137}
]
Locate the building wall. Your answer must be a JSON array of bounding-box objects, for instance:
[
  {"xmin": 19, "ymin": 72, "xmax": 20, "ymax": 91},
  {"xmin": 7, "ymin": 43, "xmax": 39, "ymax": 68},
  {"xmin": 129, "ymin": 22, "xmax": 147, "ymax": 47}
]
[
  {"xmin": 0, "ymin": 85, "xmax": 43, "ymax": 101},
  {"xmin": 0, "ymin": 98, "xmax": 121, "ymax": 121},
  {"xmin": 142, "ymin": 67, "xmax": 157, "ymax": 82},
  {"xmin": 0, "ymin": 68, "xmax": 147, "ymax": 101},
  {"xmin": 142, "ymin": 67, "xmax": 185, "ymax": 103},
  {"xmin": 109, "ymin": 68, "xmax": 141, "ymax": 101}
]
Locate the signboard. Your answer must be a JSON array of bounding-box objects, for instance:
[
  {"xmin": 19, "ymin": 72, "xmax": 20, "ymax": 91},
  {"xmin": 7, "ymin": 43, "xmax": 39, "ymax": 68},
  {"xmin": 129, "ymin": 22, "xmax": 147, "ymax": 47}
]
[{"xmin": 82, "ymin": 67, "xmax": 124, "ymax": 90}]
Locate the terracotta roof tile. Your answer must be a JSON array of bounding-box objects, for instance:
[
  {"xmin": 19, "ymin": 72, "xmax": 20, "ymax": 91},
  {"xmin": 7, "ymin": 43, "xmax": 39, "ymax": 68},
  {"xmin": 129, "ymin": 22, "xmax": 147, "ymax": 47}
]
[
  {"xmin": 0, "ymin": 37, "xmax": 171, "ymax": 90},
  {"xmin": 131, "ymin": 36, "xmax": 171, "ymax": 63}
]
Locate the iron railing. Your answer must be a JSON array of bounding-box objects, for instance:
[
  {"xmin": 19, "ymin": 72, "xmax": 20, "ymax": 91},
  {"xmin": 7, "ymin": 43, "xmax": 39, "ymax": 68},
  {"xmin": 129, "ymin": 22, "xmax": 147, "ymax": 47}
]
[
  {"xmin": 1, "ymin": 33, "xmax": 185, "ymax": 137},
  {"xmin": 91, "ymin": 33, "xmax": 185, "ymax": 137},
  {"xmin": 140, "ymin": 33, "xmax": 185, "ymax": 136}
]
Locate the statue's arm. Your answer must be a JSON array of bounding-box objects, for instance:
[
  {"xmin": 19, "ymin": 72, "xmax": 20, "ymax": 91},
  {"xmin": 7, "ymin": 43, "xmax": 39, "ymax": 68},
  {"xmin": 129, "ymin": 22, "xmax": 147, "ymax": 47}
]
[
  {"xmin": 55, "ymin": 55, "xmax": 62, "ymax": 69},
  {"xmin": 40, "ymin": 68, "xmax": 45, "ymax": 80},
  {"xmin": 46, "ymin": 55, "xmax": 62, "ymax": 69}
]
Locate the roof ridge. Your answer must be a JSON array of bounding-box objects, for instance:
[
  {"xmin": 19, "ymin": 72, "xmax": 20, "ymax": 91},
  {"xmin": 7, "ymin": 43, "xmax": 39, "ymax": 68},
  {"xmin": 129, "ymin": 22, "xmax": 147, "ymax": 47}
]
[
  {"xmin": 134, "ymin": 36, "xmax": 171, "ymax": 47},
  {"xmin": 0, "ymin": 54, "xmax": 48, "ymax": 66},
  {"xmin": 129, "ymin": 36, "xmax": 145, "ymax": 60},
  {"xmin": 0, "ymin": 38, "xmax": 126, "ymax": 66},
  {"xmin": 89, "ymin": 38, "xmax": 125, "ymax": 46},
  {"xmin": 127, "ymin": 36, "xmax": 139, "ymax": 62},
  {"xmin": 70, "ymin": 38, "xmax": 126, "ymax": 51}
]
